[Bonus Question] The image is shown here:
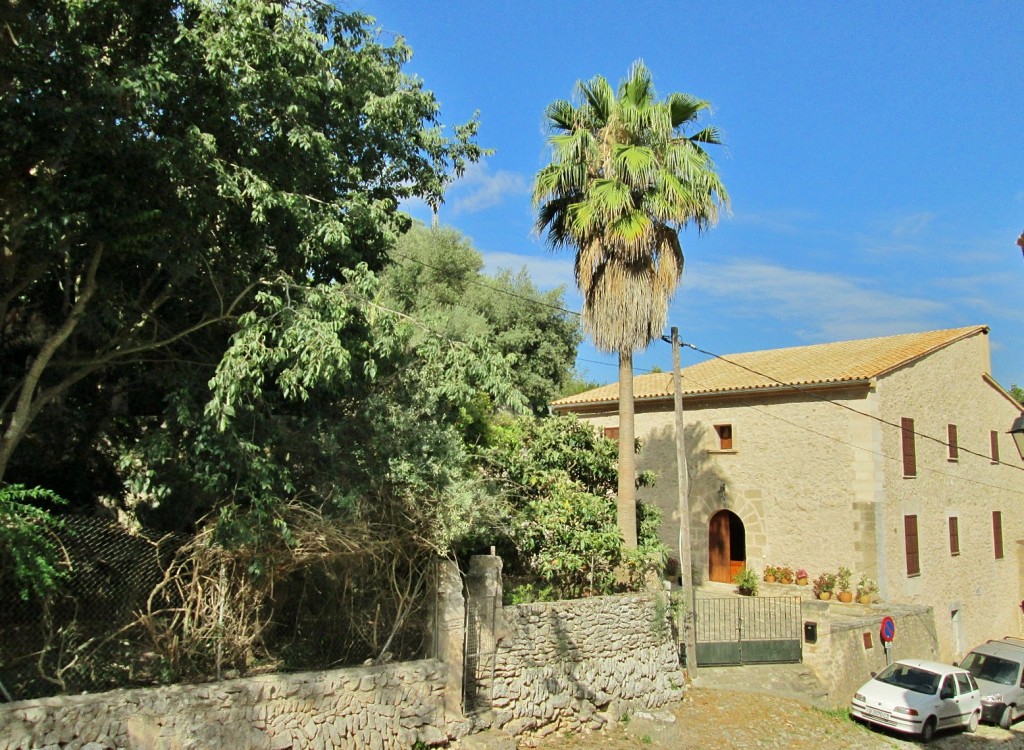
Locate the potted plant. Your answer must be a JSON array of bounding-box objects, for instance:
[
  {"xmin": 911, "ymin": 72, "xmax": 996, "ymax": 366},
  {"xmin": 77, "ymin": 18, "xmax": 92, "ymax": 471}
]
[
  {"xmin": 813, "ymin": 572, "xmax": 836, "ymax": 600},
  {"xmin": 856, "ymin": 574, "xmax": 878, "ymax": 604},
  {"xmin": 762, "ymin": 564, "xmax": 779, "ymax": 583},
  {"xmin": 734, "ymin": 567, "xmax": 759, "ymax": 596},
  {"xmin": 836, "ymin": 566, "xmax": 853, "ymax": 603},
  {"xmin": 777, "ymin": 565, "xmax": 795, "ymax": 585},
  {"xmin": 795, "ymin": 568, "xmax": 809, "ymax": 586}
]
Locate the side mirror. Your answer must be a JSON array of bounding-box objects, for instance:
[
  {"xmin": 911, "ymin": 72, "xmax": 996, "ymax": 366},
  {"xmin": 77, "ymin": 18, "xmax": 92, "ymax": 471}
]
[{"xmin": 870, "ymin": 671, "xmax": 877, "ymax": 678}]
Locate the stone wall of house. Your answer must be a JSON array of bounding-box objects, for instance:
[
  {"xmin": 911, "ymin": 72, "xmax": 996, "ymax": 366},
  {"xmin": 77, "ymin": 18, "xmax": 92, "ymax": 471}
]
[
  {"xmin": 584, "ymin": 384, "xmax": 879, "ymax": 588},
  {"xmin": 876, "ymin": 330, "xmax": 1024, "ymax": 660},
  {"xmin": 801, "ymin": 598, "xmax": 939, "ymax": 706}
]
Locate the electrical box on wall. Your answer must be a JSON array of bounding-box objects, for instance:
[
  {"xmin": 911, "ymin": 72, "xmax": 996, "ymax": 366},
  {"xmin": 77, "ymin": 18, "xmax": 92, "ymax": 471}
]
[{"xmin": 804, "ymin": 621, "xmax": 818, "ymax": 644}]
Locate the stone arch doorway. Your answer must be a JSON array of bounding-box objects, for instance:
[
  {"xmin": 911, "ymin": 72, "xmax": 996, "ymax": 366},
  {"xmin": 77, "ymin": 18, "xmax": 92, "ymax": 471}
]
[{"xmin": 708, "ymin": 509, "xmax": 746, "ymax": 583}]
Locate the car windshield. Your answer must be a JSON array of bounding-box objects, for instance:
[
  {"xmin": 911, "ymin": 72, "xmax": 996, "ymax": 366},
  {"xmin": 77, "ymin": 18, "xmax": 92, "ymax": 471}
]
[
  {"xmin": 961, "ymin": 652, "xmax": 1019, "ymax": 686},
  {"xmin": 876, "ymin": 663, "xmax": 941, "ymax": 695}
]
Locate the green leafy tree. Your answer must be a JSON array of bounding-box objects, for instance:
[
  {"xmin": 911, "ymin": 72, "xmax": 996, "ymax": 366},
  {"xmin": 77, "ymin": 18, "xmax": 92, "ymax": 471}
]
[
  {"xmin": 480, "ymin": 414, "xmax": 666, "ymax": 600},
  {"xmin": 0, "ymin": 485, "xmax": 67, "ymax": 600},
  {"xmin": 0, "ymin": 0, "xmax": 482, "ymax": 490},
  {"xmin": 1011, "ymin": 384, "xmax": 1023, "ymax": 406},
  {"xmin": 380, "ymin": 223, "xmax": 581, "ymax": 414},
  {"xmin": 533, "ymin": 61, "xmax": 728, "ymax": 546}
]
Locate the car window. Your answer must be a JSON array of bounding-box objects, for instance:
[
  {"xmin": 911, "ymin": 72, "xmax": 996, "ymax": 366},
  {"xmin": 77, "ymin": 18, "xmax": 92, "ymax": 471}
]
[
  {"xmin": 940, "ymin": 675, "xmax": 956, "ymax": 700},
  {"xmin": 956, "ymin": 672, "xmax": 973, "ymax": 695},
  {"xmin": 961, "ymin": 652, "xmax": 1020, "ymax": 686},
  {"xmin": 877, "ymin": 663, "xmax": 941, "ymax": 695}
]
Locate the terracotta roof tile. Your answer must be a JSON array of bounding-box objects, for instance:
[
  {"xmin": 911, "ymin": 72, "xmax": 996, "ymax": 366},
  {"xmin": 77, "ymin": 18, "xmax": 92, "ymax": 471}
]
[{"xmin": 551, "ymin": 325, "xmax": 988, "ymax": 409}]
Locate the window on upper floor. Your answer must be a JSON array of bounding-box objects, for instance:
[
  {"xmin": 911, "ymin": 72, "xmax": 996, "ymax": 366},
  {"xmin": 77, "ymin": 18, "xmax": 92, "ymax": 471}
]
[
  {"xmin": 901, "ymin": 418, "xmax": 917, "ymax": 477},
  {"xmin": 990, "ymin": 430, "xmax": 1000, "ymax": 464},
  {"xmin": 904, "ymin": 514, "xmax": 920, "ymax": 577},
  {"xmin": 714, "ymin": 424, "xmax": 733, "ymax": 451},
  {"xmin": 948, "ymin": 516, "xmax": 960, "ymax": 556},
  {"xmin": 947, "ymin": 424, "xmax": 959, "ymax": 461},
  {"xmin": 993, "ymin": 511, "xmax": 1004, "ymax": 559}
]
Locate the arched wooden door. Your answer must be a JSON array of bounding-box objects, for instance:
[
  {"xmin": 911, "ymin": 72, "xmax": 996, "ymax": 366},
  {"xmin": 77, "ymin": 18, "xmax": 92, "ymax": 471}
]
[{"xmin": 708, "ymin": 510, "xmax": 746, "ymax": 583}]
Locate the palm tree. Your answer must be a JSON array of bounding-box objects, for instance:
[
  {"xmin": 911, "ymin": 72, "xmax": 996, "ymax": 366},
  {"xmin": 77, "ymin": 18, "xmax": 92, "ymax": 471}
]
[{"xmin": 533, "ymin": 60, "xmax": 728, "ymax": 547}]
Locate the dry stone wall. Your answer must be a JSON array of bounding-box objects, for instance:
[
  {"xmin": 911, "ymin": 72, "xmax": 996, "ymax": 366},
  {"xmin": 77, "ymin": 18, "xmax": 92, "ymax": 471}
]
[
  {"xmin": 487, "ymin": 594, "xmax": 685, "ymax": 738},
  {"xmin": 0, "ymin": 660, "xmax": 448, "ymax": 750}
]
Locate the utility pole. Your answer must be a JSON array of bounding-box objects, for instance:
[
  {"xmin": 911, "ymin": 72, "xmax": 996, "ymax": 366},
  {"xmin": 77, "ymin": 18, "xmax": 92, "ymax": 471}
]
[{"xmin": 671, "ymin": 326, "xmax": 698, "ymax": 676}]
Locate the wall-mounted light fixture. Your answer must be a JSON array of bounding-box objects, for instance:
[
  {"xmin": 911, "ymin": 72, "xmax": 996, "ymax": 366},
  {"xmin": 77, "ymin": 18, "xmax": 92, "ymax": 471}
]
[{"xmin": 1010, "ymin": 414, "xmax": 1024, "ymax": 460}]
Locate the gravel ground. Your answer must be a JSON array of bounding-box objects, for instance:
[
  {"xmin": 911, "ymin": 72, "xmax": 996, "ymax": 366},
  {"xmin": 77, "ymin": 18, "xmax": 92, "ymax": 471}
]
[{"xmin": 523, "ymin": 688, "xmax": 1024, "ymax": 749}]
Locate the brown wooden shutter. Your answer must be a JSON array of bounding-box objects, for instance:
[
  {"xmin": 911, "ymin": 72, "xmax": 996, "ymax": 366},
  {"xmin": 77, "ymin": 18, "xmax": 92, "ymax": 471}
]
[
  {"xmin": 947, "ymin": 424, "xmax": 958, "ymax": 460},
  {"xmin": 905, "ymin": 514, "xmax": 920, "ymax": 576},
  {"xmin": 716, "ymin": 424, "xmax": 733, "ymax": 450},
  {"xmin": 604, "ymin": 426, "xmax": 619, "ymax": 439},
  {"xmin": 993, "ymin": 511, "xmax": 1004, "ymax": 559},
  {"xmin": 901, "ymin": 418, "xmax": 917, "ymax": 476},
  {"xmin": 948, "ymin": 516, "xmax": 960, "ymax": 556},
  {"xmin": 991, "ymin": 430, "xmax": 1000, "ymax": 463}
]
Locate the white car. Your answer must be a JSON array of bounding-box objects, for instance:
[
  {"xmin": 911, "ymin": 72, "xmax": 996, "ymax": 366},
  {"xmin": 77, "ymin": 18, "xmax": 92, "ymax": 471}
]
[{"xmin": 850, "ymin": 659, "xmax": 982, "ymax": 743}]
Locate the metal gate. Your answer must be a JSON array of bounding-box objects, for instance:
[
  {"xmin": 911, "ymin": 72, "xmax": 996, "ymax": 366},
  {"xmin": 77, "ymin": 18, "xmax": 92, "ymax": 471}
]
[{"xmin": 694, "ymin": 596, "xmax": 802, "ymax": 666}]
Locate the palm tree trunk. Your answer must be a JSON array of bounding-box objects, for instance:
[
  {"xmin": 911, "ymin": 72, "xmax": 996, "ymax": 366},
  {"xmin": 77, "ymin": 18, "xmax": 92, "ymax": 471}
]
[{"xmin": 617, "ymin": 350, "xmax": 637, "ymax": 548}]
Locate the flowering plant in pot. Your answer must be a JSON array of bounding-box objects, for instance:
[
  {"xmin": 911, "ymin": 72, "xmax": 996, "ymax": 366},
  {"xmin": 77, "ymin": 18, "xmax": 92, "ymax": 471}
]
[
  {"xmin": 777, "ymin": 565, "xmax": 795, "ymax": 584},
  {"xmin": 734, "ymin": 567, "xmax": 759, "ymax": 596},
  {"xmin": 762, "ymin": 564, "xmax": 779, "ymax": 583},
  {"xmin": 795, "ymin": 568, "xmax": 809, "ymax": 585},
  {"xmin": 856, "ymin": 574, "xmax": 878, "ymax": 604},
  {"xmin": 812, "ymin": 572, "xmax": 836, "ymax": 600}
]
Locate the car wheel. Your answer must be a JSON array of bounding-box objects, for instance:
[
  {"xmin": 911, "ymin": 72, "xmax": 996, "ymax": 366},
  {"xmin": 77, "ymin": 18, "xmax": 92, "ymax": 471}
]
[
  {"xmin": 966, "ymin": 710, "xmax": 980, "ymax": 733},
  {"xmin": 1000, "ymin": 704, "xmax": 1014, "ymax": 730},
  {"xmin": 920, "ymin": 716, "xmax": 937, "ymax": 744}
]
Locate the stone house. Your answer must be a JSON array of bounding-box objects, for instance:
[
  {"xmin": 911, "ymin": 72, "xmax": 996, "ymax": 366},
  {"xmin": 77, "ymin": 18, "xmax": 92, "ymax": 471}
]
[{"xmin": 551, "ymin": 325, "xmax": 1024, "ymax": 661}]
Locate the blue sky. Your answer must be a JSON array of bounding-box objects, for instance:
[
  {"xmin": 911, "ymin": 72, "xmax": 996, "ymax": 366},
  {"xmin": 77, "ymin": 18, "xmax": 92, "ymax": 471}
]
[{"xmin": 352, "ymin": 1, "xmax": 1023, "ymax": 390}]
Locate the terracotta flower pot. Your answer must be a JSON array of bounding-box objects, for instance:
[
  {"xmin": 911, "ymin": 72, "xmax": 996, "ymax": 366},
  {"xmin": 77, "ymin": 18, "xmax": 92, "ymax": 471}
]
[
  {"xmin": 764, "ymin": 575, "xmax": 776, "ymax": 583},
  {"xmin": 781, "ymin": 577, "xmax": 794, "ymax": 585},
  {"xmin": 838, "ymin": 591, "xmax": 853, "ymax": 603}
]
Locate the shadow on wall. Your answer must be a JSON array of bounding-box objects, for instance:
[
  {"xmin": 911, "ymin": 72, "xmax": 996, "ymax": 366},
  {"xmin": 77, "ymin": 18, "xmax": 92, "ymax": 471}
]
[{"xmin": 638, "ymin": 421, "xmax": 731, "ymax": 586}]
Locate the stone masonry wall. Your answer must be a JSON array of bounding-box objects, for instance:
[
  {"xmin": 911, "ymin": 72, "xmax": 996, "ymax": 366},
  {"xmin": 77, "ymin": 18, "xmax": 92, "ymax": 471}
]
[
  {"xmin": 801, "ymin": 599, "xmax": 938, "ymax": 706},
  {"xmin": 0, "ymin": 660, "xmax": 449, "ymax": 750},
  {"xmin": 487, "ymin": 594, "xmax": 685, "ymax": 739}
]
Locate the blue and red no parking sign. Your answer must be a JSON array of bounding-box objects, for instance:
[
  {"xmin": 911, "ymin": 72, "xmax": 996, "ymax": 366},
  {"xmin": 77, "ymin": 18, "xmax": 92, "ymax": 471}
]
[{"xmin": 880, "ymin": 616, "xmax": 896, "ymax": 642}]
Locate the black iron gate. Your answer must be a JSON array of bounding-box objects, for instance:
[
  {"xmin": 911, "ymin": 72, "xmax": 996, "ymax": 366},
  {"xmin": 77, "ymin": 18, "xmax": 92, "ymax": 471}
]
[{"xmin": 694, "ymin": 596, "xmax": 802, "ymax": 666}]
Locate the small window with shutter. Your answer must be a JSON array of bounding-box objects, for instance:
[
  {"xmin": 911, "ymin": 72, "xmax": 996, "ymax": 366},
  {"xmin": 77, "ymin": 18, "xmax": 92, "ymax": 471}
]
[
  {"xmin": 993, "ymin": 511, "xmax": 1004, "ymax": 559},
  {"xmin": 603, "ymin": 426, "xmax": 619, "ymax": 440},
  {"xmin": 947, "ymin": 424, "xmax": 959, "ymax": 461},
  {"xmin": 714, "ymin": 424, "xmax": 733, "ymax": 450},
  {"xmin": 905, "ymin": 514, "xmax": 920, "ymax": 577},
  {"xmin": 948, "ymin": 516, "xmax": 960, "ymax": 556},
  {"xmin": 901, "ymin": 418, "xmax": 917, "ymax": 477}
]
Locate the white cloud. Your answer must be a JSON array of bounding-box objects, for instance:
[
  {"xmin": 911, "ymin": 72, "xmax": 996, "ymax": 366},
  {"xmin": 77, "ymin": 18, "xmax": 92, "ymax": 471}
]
[
  {"xmin": 448, "ymin": 161, "xmax": 529, "ymax": 215},
  {"xmin": 684, "ymin": 259, "xmax": 946, "ymax": 342},
  {"xmin": 480, "ymin": 250, "xmax": 578, "ymax": 297}
]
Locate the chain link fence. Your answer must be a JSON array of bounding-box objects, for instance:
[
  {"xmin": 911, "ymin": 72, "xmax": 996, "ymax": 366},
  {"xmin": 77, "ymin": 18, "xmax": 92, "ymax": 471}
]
[{"xmin": 0, "ymin": 516, "xmax": 436, "ymax": 702}]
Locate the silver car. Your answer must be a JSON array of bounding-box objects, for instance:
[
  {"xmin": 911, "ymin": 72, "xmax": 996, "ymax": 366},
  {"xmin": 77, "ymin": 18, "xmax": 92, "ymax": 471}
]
[{"xmin": 959, "ymin": 637, "xmax": 1024, "ymax": 728}]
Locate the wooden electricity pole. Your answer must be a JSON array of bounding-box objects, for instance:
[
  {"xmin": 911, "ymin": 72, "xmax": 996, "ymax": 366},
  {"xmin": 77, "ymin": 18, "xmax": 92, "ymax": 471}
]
[{"xmin": 671, "ymin": 326, "xmax": 698, "ymax": 676}]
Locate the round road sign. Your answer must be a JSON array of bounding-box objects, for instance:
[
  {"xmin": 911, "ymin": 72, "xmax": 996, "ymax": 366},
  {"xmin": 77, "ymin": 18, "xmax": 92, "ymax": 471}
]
[{"xmin": 880, "ymin": 616, "xmax": 896, "ymax": 642}]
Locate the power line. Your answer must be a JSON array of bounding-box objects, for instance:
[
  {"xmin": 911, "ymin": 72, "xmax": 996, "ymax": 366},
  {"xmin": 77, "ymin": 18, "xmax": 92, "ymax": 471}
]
[{"xmin": 661, "ymin": 335, "xmax": 1024, "ymax": 479}]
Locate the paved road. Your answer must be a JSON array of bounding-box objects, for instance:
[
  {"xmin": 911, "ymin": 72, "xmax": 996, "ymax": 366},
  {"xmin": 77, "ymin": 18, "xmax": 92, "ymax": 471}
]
[{"xmin": 524, "ymin": 688, "xmax": 1024, "ymax": 749}]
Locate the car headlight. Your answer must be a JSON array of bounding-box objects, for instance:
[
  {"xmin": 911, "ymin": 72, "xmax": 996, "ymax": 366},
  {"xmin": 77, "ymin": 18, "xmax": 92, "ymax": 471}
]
[
  {"xmin": 983, "ymin": 693, "xmax": 1004, "ymax": 704},
  {"xmin": 853, "ymin": 693, "xmax": 865, "ymax": 702},
  {"xmin": 893, "ymin": 705, "xmax": 919, "ymax": 716}
]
